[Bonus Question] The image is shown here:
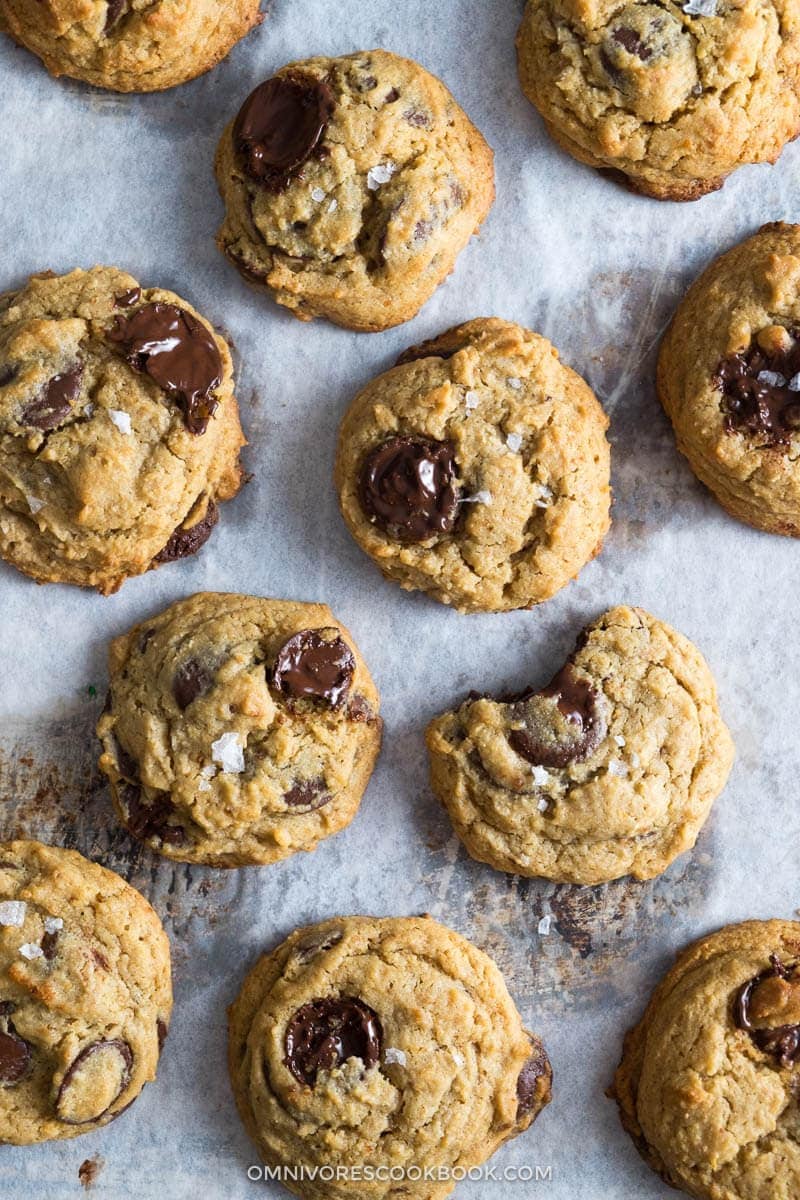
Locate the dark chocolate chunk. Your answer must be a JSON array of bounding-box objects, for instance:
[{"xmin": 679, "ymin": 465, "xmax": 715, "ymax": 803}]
[
  {"xmin": 516, "ymin": 1044, "xmax": 552, "ymax": 1119},
  {"xmin": 284, "ymin": 997, "xmax": 382, "ymax": 1086},
  {"xmin": 172, "ymin": 659, "xmax": 212, "ymax": 710},
  {"xmin": 222, "ymin": 247, "xmax": 269, "ymax": 285},
  {"xmin": 121, "ymin": 783, "xmax": 185, "ymax": 847},
  {"xmin": 395, "ymin": 328, "xmax": 472, "ymax": 365},
  {"xmin": 157, "ymin": 1019, "xmax": 168, "ymax": 1051},
  {"xmin": 284, "ymin": 778, "xmax": 331, "ymax": 811},
  {"xmin": 347, "ymin": 693, "xmax": 376, "ymax": 723},
  {"xmin": 272, "ymin": 628, "xmax": 355, "ymax": 708},
  {"xmin": 403, "ymin": 108, "xmax": 432, "ymax": 128},
  {"xmin": 0, "ymin": 1018, "xmax": 32, "ymax": 1086},
  {"xmin": 360, "ymin": 435, "xmax": 460, "ymax": 543},
  {"xmin": 508, "ymin": 665, "xmax": 607, "ymax": 769},
  {"xmin": 56, "ymin": 1040, "xmax": 133, "ymax": 1124},
  {"xmin": 108, "ymin": 303, "xmax": 222, "ymax": 435},
  {"xmin": 293, "ymin": 929, "xmax": 343, "ymax": 964},
  {"xmin": 114, "ymin": 287, "xmax": 141, "ymax": 308},
  {"xmin": 20, "ymin": 362, "xmax": 83, "ymax": 430},
  {"xmin": 611, "ymin": 27, "xmax": 653, "ymax": 59},
  {"xmin": 154, "ymin": 500, "xmax": 218, "ymax": 564},
  {"xmin": 0, "ymin": 365, "xmax": 17, "ymax": 388},
  {"xmin": 734, "ymin": 955, "xmax": 800, "ymax": 1067},
  {"xmin": 41, "ymin": 930, "xmax": 60, "ymax": 961},
  {"xmin": 714, "ymin": 329, "xmax": 800, "ymax": 446},
  {"xmin": 233, "ymin": 73, "xmax": 335, "ymax": 190},
  {"xmin": 104, "ymin": 0, "xmax": 128, "ymax": 32}
]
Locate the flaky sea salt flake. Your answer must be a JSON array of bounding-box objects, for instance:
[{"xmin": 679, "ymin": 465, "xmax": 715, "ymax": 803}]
[
  {"xmin": 614, "ymin": 734, "xmax": 626, "ymax": 747},
  {"xmin": 0, "ymin": 901, "xmax": 26, "ymax": 927},
  {"xmin": 757, "ymin": 370, "xmax": 786, "ymax": 388},
  {"xmin": 384, "ymin": 1047, "xmax": 407, "ymax": 1066},
  {"xmin": 465, "ymin": 390, "xmax": 480, "ymax": 412},
  {"xmin": 537, "ymin": 796, "xmax": 549, "ymax": 813},
  {"xmin": 531, "ymin": 765, "xmax": 551, "ymax": 787},
  {"xmin": 538, "ymin": 915, "xmax": 552, "ymax": 936},
  {"xmin": 506, "ymin": 432, "xmax": 523, "ymax": 452},
  {"xmin": 608, "ymin": 758, "xmax": 629, "ymax": 778},
  {"xmin": 328, "ymin": 198, "xmax": 338, "ymax": 213},
  {"xmin": 26, "ymin": 495, "xmax": 45, "ymax": 514},
  {"xmin": 534, "ymin": 484, "xmax": 554, "ymax": 509},
  {"xmin": 211, "ymin": 732, "xmax": 245, "ymax": 774},
  {"xmin": 789, "ymin": 373, "xmax": 800, "ymax": 391},
  {"xmin": 43, "ymin": 917, "xmax": 63, "ymax": 934},
  {"xmin": 507, "ymin": 377, "xmax": 523, "ymax": 390},
  {"xmin": 108, "ymin": 409, "xmax": 132, "ymax": 435},
  {"xmin": 463, "ymin": 489, "xmax": 492, "ymax": 506},
  {"xmin": 19, "ymin": 942, "xmax": 44, "ymax": 960},
  {"xmin": 310, "ymin": 186, "xmax": 326, "ymax": 203},
  {"xmin": 683, "ymin": 0, "xmax": 717, "ymax": 15},
  {"xmin": 367, "ymin": 162, "xmax": 396, "ymax": 190}
]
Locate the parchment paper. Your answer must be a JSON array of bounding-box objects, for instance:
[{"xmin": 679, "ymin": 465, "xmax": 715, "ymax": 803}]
[{"xmin": 0, "ymin": 1, "xmax": 799, "ymax": 1196}]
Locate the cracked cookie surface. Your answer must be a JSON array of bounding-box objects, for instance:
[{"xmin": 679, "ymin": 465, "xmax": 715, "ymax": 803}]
[
  {"xmin": 426, "ymin": 606, "xmax": 734, "ymax": 883},
  {"xmin": 97, "ymin": 592, "xmax": 382, "ymax": 867},
  {"xmin": 659, "ymin": 222, "xmax": 800, "ymax": 535},
  {"xmin": 0, "ymin": 839, "xmax": 171, "ymax": 1145},
  {"xmin": 613, "ymin": 919, "xmax": 800, "ymax": 1198},
  {"xmin": 516, "ymin": 0, "xmax": 800, "ymax": 199},
  {"xmin": 228, "ymin": 914, "xmax": 552, "ymax": 1200},
  {"xmin": 335, "ymin": 318, "xmax": 611, "ymax": 612},
  {"xmin": 0, "ymin": 0, "xmax": 262, "ymax": 92},
  {"xmin": 0, "ymin": 266, "xmax": 244, "ymax": 592},
  {"xmin": 215, "ymin": 50, "xmax": 495, "ymax": 332}
]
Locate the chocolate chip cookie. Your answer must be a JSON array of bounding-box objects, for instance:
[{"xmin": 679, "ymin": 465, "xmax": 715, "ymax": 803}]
[
  {"xmin": 427, "ymin": 606, "xmax": 734, "ymax": 884},
  {"xmin": 97, "ymin": 593, "xmax": 382, "ymax": 867},
  {"xmin": 335, "ymin": 318, "xmax": 611, "ymax": 612},
  {"xmin": 0, "ymin": 266, "xmax": 244, "ymax": 592},
  {"xmin": 215, "ymin": 50, "xmax": 495, "ymax": 332},
  {"xmin": 228, "ymin": 915, "xmax": 552, "ymax": 1200},
  {"xmin": 659, "ymin": 222, "xmax": 800, "ymax": 535},
  {"xmin": 516, "ymin": 0, "xmax": 800, "ymax": 199},
  {"xmin": 0, "ymin": 840, "xmax": 171, "ymax": 1145},
  {"xmin": 0, "ymin": 0, "xmax": 262, "ymax": 92},
  {"xmin": 613, "ymin": 920, "xmax": 800, "ymax": 1198}
]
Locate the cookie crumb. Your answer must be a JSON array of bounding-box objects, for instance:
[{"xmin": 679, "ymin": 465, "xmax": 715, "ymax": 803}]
[
  {"xmin": 79, "ymin": 1155, "xmax": 104, "ymax": 1190},
  {"xmin": 0, "ymin": 901, "xmax": 26, "ymax": 926}
]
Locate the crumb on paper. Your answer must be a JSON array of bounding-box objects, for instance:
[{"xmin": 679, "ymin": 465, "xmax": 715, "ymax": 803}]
[
  {"xmin": 211, "ymin": 732, "xmax": 245, "ymax": 774},
  {"xmin": 0, "ymin": 901, "xmax": 26, "ymax": 927},
  {"xmin": 79, "ymin": 1155, "xmax": 104, "ymax": 1191}
]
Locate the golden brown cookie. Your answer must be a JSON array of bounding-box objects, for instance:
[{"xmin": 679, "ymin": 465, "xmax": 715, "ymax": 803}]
[
  {"xmin": 228, "ymin": 915, "xmax": 552, "ymax": 1200},
  {"xmin": 427, "ymin": 606, "xmax": 734, "ymax": 883},
  {"xmin": 0, "ymin": 0, "xmax": 262, "ymax": 92},
  {"xmin": 215, "ymin": 50, "xmax": 494, "ymax": 332},
  {"xmin": 613, "ymin": 919, "xmax": 800, "ymax": 1198},
  {"xmin": 516, "ymin": 0, "xmax": 800, "ymax": 200},
  {"xmin": 0, "ymin": 266, "xmax": 244, "ymax": 592},
  {"xmin": 97, "ymin": 592, "xmax": 382, "ymax": 867},
  {"xmin": 659, "ymin": 222, "xmax": 800, "ymax": 535},
  {"xmin": 334, "ymin": 318, "xmax": 610, "ymax": 612},
  {"xmin": 0, "ymin": 840, "xmax": 171, "ymax": 1145}
]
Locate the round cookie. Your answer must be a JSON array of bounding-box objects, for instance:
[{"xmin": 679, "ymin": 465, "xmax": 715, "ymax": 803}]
[
  {"xmin": 215, "ymin": 50, "xmax": 495, "ymax": 332},
  {"xmin": 228, "ymin": 914, "xmax": 552, "ymax": 1200},
  {"xmin": 0, "ymin": 839, "xmax": 171, "ymax": 1145},
  {"xmin": 659, "ymin": 222, "xmax": 800, "ymax": 535},
  {"xmin": 613, "ymin": 920, "xmax": 800, "ymax": 1198},
  {"xmin": 0, "ymin": 266, "xmax": 244, "ymax": 592},
  {"xmin": 97, "ymin": 592, "xmax": 382, "ymax": 867},
  {"xmin": 335, "ymin": 318, "xmax": 610, "ymax": 612},
  {"xmin": 516, "ymin": 0, "xmax": 800, "ymax": 200},
  {"xmin": 426, "ymin": 606, "xmax": 734, "ymax": 884},
  {"xmin": 0, "ymin": 0, "xmax": 262, "ymax": 92}
]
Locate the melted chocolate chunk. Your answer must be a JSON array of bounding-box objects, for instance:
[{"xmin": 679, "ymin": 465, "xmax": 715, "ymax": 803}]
[
  {"xmin": 347, "ymin": 693, "xmax": 376, "ymax": 723},
  {"xmin": 284, "ymin": 778, "xmax": 331, "ymax": 810},
  {"xmin": 233, "ymin": 73, "xmax": 334, "ymax": 190},
  {"xmin": 293, "ymin": 929, "xmax": 343, "ymax": 964},
  {"xmin": 154, "ymin": 500, "xmax": 218, "ymax": 564},
  {"xmin": 108, "ymin": 303, "xmax": 222, "ymax": 435},
  {"xmin": 104, "ymin": 0, "xmax": 128, "ymax": 33},
  {"xmin": 395, "ymin": 329, "xmax": 471, "ymax": 366},
  {"xmin": 272, "ymin": 628, "xmax": 355, "ymax": 708},
  {"xmin": 121, "ymin": 783, "xmax": 185, "ymax": 847},
  {"xmin": 508, "ymin": 665, "xmax": 607, "ymax": 769},
  {"xmin": 20, "ymin": 362, "xmax": 83, "ymax": 430},
  {"xmin": 734, "ymin": 955, "xmax": 800, "ymax": 1067},
  {"xmin": 172, "ymin": 659, "xmax": 212, "ymax": 710},
  {"xmin": 360, "ymin": 436, "xmax": 460, "ymax": 543},
  {"xmin": 157, "ymin": 1019, "xmax": 169, "ymax": 1051},
  {"xmin": 114, "ymin": 287, "xmax": 141, "ymax": 308},
  {"xmin": 0, "ymin": 1015, "xmax": 32, "ymax": 1086},
  {"xmin": 223, "ymin": 247, "xmax": 269, "ymax": 285},
  {"xmin": 516, "ymin": 1044, "xmax": 552, "ymax": 1119},
  {"xmin": 714, "ymin": 329, "xmax": 800, "ymax": 445},
  {"xmin": 56, "ymin": 1040, "xmax": 133, "ymax": 1124},
  {"xmin": 284, "ymin": 997, "xmax": 382, "ymax": 1086},
  {"xmin": 41, "ymin": 930, "xmax": 60, "ymax": 961},
  {"xmin": 612, "ymin": 27, "xmax": 653, "ymax": 59}
]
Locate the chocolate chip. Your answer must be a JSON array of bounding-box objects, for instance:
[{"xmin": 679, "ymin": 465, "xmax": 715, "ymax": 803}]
[
  {"xmin": 157, "ymin": 1019, "xmax": 168, "ymax": 1051},
  {"xmin": 233, "ymin": 72, "xmax": 335, "ymax": 190},
  {"xmin": 714, "ymin": 330, "xmax": 800, "ymax": 446},
  {"xmin": 20, "ymin": 362, "xmax": 83, "ymax": 430},
  {"xmin": 272, "ymin": 628, "xmax": 355, "ymax": 707},
  {"xmin": 516, "ymin": 1044, "xmax": 552, "ymax": 1119},
  {"xmin": 154, "ymin": 500, "xmax": 218, "ymax": 563},
  {"xmin": 284, "ymin": 997, "xmax": 382, "ymax": 1086},
  {"xmin": 0, "ymin": 1019, "xmax": 32, "ymax": 1087},
  {"xmin": 734, "ymin": 955, "xmax": 800, "ymax": 1067},
  {"xmin": 404, "ymin": 108, "xmax": 432, "ymax": 128},
  {"xmin": 384, "ymin": 87, "xmax": 400, "ymax": 103},
  {"xmin": 104, "ymin": 0, "xmax": 128, "ymax": 32},
  {"xmin": 395, "ymin": 329, "xmax": 471, "ymax": 365},
  {"xmin": 611, "ymin": 27, "xmax": 653, "ymax": 59},
  {"xmin": 508, "ymin": 665, "xmax": 608, "ymax": 769},
  {"xmin": 56, "ymin": 1040, "xmax": 133, "ymax": 1124},
  {"xmin": 108, "ymin": 303, "xmax": 222, "ymax": 435},
  {"xmin": 284, "ymin": 778, "xmax": 331, "ymax": 810},
  {"xmin": 172, "ymin": 659, "xmax": 212, "ymax": 710},
  {"xmin": 114, "ymin": 287, "xmax": 141, "ymax": 308},
  {"xmin": 121, "ymin": 784, "xmax": 185, "ymax": 847},
  {"xmin": 347, "ymin": 694, "xmax": 376, "ymax": 723},
  {"xmin": 360, "ymin": 435, "xmax": 460, "ymax": 543},
  {"xmin": 41, "ymin": 930, "xmax": 59, "ymax": 961},
  {"xmin": 293, "ymin": 930, "xmax": 343, "ymax": 964}
]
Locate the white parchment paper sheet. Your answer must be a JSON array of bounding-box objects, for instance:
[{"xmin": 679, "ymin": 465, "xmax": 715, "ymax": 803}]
[{"xmin": 1, "ymin": 0, "xmax": 799, "ymax": 1196}]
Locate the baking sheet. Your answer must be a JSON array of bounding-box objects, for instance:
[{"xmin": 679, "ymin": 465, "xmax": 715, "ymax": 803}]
[{"xmin": 0, "ymin": 0, "xmax": 799, "ymax": 1195}]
